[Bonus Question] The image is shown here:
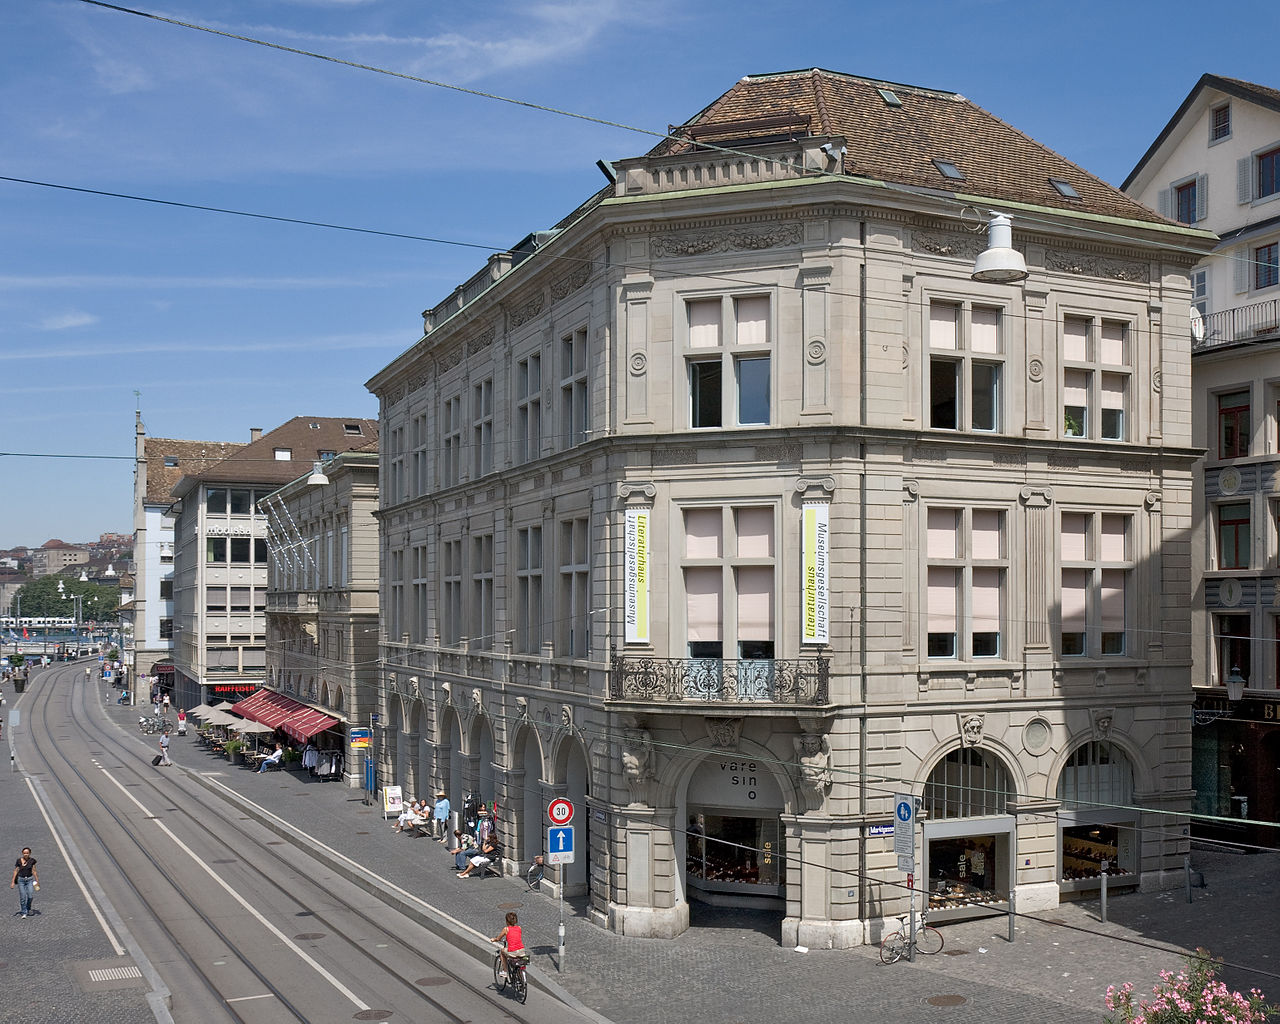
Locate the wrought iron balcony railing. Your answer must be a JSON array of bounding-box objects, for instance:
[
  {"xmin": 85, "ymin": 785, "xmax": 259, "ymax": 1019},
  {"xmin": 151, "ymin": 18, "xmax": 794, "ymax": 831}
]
[
  {"xmin": 1195, "ymin": 298, "xmax": 1280, "ymax": 352},
  {"xmin": 609, "ymin": 655, "xmax": 829, "ymax": 705}
]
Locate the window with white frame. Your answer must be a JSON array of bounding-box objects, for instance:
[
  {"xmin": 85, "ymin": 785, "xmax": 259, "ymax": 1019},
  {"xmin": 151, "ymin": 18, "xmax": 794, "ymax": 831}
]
[
  {"xmin": 472, "ymin": 378, "xmax": 493, "ymax": 478},
  {"xmin": 441, "ymin": 539, "xmax": 462, "ymax": 646},
  {"xmin": 387, "ymin": 427, "xmax": 406, "ymax": 504},
  {"xmin": 441, "ymin": 393, "xmax": 462, "ymax": 487},
  {"xmin": 681, "ymin": 505, "xmax": 775, "ymax": 660},
  {"xmin": 325, "ymin": 530, "xmax": 335, "ymax": 588},
  {"xmin": 1192, "ymin": 268, "xmax": 1209, "ymax": 320},
  {"xmin": 1062, "ymin": 316, "xmax": 1130, "ymax": 441},
  {"xmin": 558, "ymin": 517, "xmax": 590, "ymax": 658},
  {"xmin": 925, "ymin": 506, "xmax": 1006, "ymax": 659},
  {"xmin": 1160, "ymin": 175, "xmax": 1207, "ymax": 225},
  {"xmin": 516, "ymin": 526, "xmax": 543, "ymax": 654},
  {"xmin": 1214, "ymin": 613, "xmax": 1251, "ymax": 686},
  {"xmin": 411, "ymin": 412, "xmax": 430, "ymax": 497},
  {"xmin": 928, "ymin": 301, "xmax": 1003, "ymax": 432},
  {"xmin": 1060, "ymin": 512, "xmax": 1131, "ymax": 656},
  {"xmin": 560, "ymin": 327, "xmax": 588, "ymax": 448},
  {"xmin": 471, "ymin": 533, "xmax": 494, "ymax": 650},
  {"xmin": 412, "ymin": 543, "xmax": 430, "ymax": 643},
  {"xmin": 1217, "ymin": 390, "xmax": 1250, "ymax": 458},
  {"xmin": 686, "ymin": 295, "xmax": 772, "ymax": 429},
  {"xmin": 1256, "ymin": 241, "xmax": 1279, "ymax": 290},
  {"xmin": 388, "ymin": 548, "xmax": 404, "ymax": 642},
  {"xmin": 339, "ymin": 525, "xmax": 348, "ymax": 586},
  {"xmin": 1237, "ymin": 144, "xmax": 1280, "ymax": 203},
  {"xmin": 517, "ymin": 352, "xmax": 542, "ymax": 463},
  {"xmin": 1210, "ymin": 103, "xmax": 1231, "ymax": 143}
]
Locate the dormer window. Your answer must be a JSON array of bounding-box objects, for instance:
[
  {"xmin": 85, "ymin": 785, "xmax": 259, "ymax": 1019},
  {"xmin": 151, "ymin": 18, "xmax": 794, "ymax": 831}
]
[
  {"xmin": 163, "ymin": 456, "xmax": 179, "ymax": 468},
  {"xmin": 319, "ymin": 450, "xmax": 337, "ymax": 461},
  {"xmin": 933, "ymin": 160, "xmax": 965, "ymax": 181},
  {"xmin": 274, "ymin": 447, "xmax": 292, "ymax": 461},
  {"xmin": 344, "ymin": 423, "xmax": 363, "ymax": 435}
]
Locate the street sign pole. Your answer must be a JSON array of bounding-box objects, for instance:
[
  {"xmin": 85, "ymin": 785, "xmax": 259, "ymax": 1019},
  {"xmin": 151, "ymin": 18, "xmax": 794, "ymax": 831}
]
[
  {"xmin": 546, "ymin": 801, "xmax": 575, "ymax": 973},
  {"xmin": 894, "ymin": 794, "xmax": 917, "ymax": 962}
]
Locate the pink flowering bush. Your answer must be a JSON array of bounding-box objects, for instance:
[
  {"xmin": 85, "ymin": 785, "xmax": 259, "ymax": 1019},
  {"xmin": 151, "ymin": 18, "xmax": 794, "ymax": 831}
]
[{"xmin": 1105, "ymin": 950, "xmax": 1276, "ymax": 1024}]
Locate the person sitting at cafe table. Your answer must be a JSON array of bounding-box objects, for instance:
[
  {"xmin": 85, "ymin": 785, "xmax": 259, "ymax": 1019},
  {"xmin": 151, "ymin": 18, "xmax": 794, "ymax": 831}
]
[
  {"xmin": 457, "ymin": 833, "xmax": 500, "ymax": 878},
  {"xmin": 257, "ymin": 743, "xmax": 283, "ymax": 774}
]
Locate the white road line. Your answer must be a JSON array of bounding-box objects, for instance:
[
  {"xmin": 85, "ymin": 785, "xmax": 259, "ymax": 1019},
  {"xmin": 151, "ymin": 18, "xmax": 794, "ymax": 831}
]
[
  {"xmin": 97, "ymin": 766, "xmax": 369, "ymax": 1012},
  {"xmin": 225, "ymin": 993, "xmax": 276, "ymax": 1003},
  {"xmin": 23, "ymin": 775, "xmax": 127, "ymax": 956}
]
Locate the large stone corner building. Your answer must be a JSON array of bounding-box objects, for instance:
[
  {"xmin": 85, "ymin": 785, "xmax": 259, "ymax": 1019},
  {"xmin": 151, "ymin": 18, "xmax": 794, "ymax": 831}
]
[{"xmin": 367, "ymin": 69, "xmax": 1214, "ymax": 946}]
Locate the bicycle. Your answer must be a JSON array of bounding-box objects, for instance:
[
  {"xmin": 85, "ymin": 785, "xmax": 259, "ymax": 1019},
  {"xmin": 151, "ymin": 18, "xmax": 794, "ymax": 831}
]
[
  {"xmin": 492, "ymin": 946, "xmax": 528, "ymax": 1003},
  {"xmin": 879, "ymin": 907, "xmax": 944, "ymax": 964},
  {"xmin": 525, "ymin": 855, "xmax": 544, "ymax": 891}
]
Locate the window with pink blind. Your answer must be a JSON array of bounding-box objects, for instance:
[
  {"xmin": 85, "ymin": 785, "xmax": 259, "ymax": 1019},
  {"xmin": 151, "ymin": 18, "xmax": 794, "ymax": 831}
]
[{"xmin": 1060, "ymin": 511, "xmax": 1130, "ymax": 656}]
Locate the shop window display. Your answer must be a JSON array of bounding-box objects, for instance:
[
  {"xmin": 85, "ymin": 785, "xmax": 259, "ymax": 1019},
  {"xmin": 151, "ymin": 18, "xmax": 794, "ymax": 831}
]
[
  {"xmin": 927, "ymin": 835, "xmax": 1006, "ymax": 911},
  {"xmin": 1060, "ymin": 823, "xmax": 1135, "ymax": 883},
  {"xmin": 686, "ymin": 812, "xmax": 783, "ymax": 897}
]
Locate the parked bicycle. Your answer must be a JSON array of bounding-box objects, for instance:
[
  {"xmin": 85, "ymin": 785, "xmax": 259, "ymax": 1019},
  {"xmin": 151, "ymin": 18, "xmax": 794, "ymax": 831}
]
[
  {"xmin": 879, "ymin": 906, "xmax": 944, "ymax": 964},
  {"xmin": 138, "ymin": 716, "xmax": 174, "ymax": 735},
  {"xmin": 492, "ymin": 946, "xmax": 528, "ymax": 1002},
  {"xmin": 525, "ymin": 855, "xmax": 544, "ymax": 891}
]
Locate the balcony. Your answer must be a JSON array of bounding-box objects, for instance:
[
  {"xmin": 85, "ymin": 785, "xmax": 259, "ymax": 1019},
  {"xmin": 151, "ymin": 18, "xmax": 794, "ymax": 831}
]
[
  {"xmin": 609, "ymin": 655, "xmax": 829, "ymax": 706},
  {"xmin": 1195, "ymin": 298, "xmax": 1280, "ymax": 352},
  {"xmin": 266, "ymin": 592, "xmax": 318, "ymax": 614}
]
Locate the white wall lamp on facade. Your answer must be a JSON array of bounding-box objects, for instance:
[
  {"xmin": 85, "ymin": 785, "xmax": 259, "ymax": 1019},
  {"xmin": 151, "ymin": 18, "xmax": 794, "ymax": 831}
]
[
  {"xmin": 971, "ymin": 212, "xmax": 1028, "ymax": 283},
  {"xmin": 306, "ymin": 461, "xmax": 330, "ymax": 487}
]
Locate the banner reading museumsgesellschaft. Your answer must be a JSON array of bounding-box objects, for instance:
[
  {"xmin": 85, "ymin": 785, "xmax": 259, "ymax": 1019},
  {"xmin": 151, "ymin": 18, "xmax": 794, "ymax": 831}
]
[
  {"xmin": 802, "ymin": 503, "xmax": 829, "ymax": 645},
  {"xmin": 624, "ymin": 508, "xmax": 649, "ymax": 644}
]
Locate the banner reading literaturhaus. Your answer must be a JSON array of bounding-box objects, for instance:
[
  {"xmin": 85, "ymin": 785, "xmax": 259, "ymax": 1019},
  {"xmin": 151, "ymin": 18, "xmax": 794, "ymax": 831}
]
[
  {"xmin": 624, "ymin": 508, "xmax": 649, "ymax": 644},
  {"xmin": 802, "ymin": 503, "xmax": 829, "ymax": 645}
]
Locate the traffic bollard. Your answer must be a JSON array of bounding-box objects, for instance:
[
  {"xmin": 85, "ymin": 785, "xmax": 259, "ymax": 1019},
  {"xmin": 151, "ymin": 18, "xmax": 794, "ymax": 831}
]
[
  {"xmin": 1007, "ymin": 889, "xmax": 1016, "ymax": 943},
  {"xmin": 1100, "ymin": 858, "xmax": 1108, "ymax": 923}
]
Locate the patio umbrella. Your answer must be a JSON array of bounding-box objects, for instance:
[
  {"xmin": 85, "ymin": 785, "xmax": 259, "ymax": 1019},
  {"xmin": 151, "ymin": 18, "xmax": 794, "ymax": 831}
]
[
  {"xmin": 186, "ymin": 703, "xmax": 215, "ymax": 718},
  {"xmin": 229, "ymin": 720, "xmax": 274, "ymax": 734},
  {"xmin": 201, "ymin": 710, "xmax": 238, "ymax": 728},
  {"xmin": 210, "ymin": 700, "xmax": 238, "ymax": 711}
]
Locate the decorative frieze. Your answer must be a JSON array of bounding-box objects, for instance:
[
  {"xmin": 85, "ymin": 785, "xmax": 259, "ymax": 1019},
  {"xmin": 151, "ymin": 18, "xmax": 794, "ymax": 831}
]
[
  {"xmin": 508, "ymin": 291, "xmax": 546, "ymax": 327},
  {"xmin": 650, "ymin": 221, "xmax": 803, "ymax": 258},
  {"xmin": 466, "ymin": 325, "xmax": 495, "ymax": 356},
  {"xmin": 551, "ymin": 265, "xmax": 591, "ymax": 301},
  {"xmin": 1043, "ymin": 249, "xmax": 1149, "ymax": 283},
  {"xmin": 913, "ymin": 230, "xmax": 985, "ymax": 260}
]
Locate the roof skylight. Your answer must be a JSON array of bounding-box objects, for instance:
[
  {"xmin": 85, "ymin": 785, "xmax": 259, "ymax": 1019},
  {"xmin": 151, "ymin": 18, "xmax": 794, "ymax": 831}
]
[
  {"xmin": 1049, "ymin": 177, "xmax": 1080, "ymax": 199},
  {"xmin": 932, "ymin": 159, "xmax": 965, "ymax": 181},
  {"xmin": 877, "ymin": 88, "xmax": 902, "ymax": 108}
]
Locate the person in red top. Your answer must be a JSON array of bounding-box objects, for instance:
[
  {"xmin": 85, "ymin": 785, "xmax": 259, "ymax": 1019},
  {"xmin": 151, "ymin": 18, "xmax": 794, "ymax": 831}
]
[{"xmin": 491, "ymin": 911, "xmax": 528, "ymax": 977}]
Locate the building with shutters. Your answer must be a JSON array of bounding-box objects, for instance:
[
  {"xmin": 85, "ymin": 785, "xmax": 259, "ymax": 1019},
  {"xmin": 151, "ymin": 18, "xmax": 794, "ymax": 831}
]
[
  {"xmin": 1125, "ymin": 74, "xmax": 1280, "ymax": 846},
  {"xmin": 368, "ymin": 69, "xmax": 1214, "ymax": 945}
]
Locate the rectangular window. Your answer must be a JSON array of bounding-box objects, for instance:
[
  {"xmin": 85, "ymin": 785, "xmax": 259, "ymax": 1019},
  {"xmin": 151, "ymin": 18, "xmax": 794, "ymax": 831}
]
[
  {"xmin": 560, "ymin": 328, "xmax": 588, "ymax": 448},
  {"xmin": 254, "ymin": 538, "xmax": 268, "ymax": 564},
  {"xmin": 206, "ymin": 587, "xmax": 227, "ymax": 614},
  {"xmin": 206, "ymin": 537, "xmax": 226, "ymax": 564},
  {"xmin": 928, "ymin": 301, "xmax": 1003, "ymax": 432},
  {"xmin": 681, "ymin": 505, "xmax": 776, "ymax": 668},
  {"xmin": 1175, "ymin": 180, "xmax": 1197, "ymax": 224},
  {"xmin": 1259, "ymin": 147, "xmax": 1280, "ymax": 200},
  {"xmin": 325, "ymin": 531, "xmax": 335, "ymax": 588},
  {"xmin": 339, "ymin": 525, "xmax": 349, "ymax": 587},
  {"xmin": 273, "ymin": 447, "xmax": 292, "ymax": 461},
  {"xmin": 558, "ymin": 517, "xmax": 590, "ymax": 658},
  {"xmin": 441, "ymin": 394, "xmax": 462, "ymax": 487},
  {"xmin": 1215, "ymin": 614, "xmax": 1252, "ymax": 686},
  {"xmin": 206, "ymin": 489, "xmax": 227, "ymax": 515},
  {"xmin": 1192, "ymin": 268, "xmax": 1209, "ymax": 319},
  {"xmin": 1060, "ymin": 512, "xmax": 1131, "ymax": 656},
  {"xmin": 516, "ymin": 526, "xmax": 543, "ymax": 654},
  {"xmin": 441, "ymin": 540, "xmax": 461, "ymax": 646},
  {"xmin": 1256, "ymin": 242, "xmax": 1279, "ymax": 290},
  {"xmin": 1062, "ymin": 316, "xmax": 1130, "ymax": 441},
  {"xmin": 230, "ymin": 537, "xmax": 250, "ymax": 564},
  {"xmin": 925, "ymin": 506, "xmax": 1005, "ymax": 659},
  {"xmin": 472, "ymin": 533, "xmax": 494, "ymax": 650},
  {"xmin": 230, "ymin": 490, "xmax": 252, "ymax": 515},
  {"xmin": 159, "ymin": 617, "xmax": 173, "ymax": 640},
  {"xmin": 159, "ymin": 578, "xmax": 173, "ymax": 600},
  {"xmin": 230, "ymin": 587, "xmax": 251, "ymax": 613},
  {"xmin": 1217, "ymin": 502, "xmax": 1251, "ymax": 570},
  {"xmin": 472, "ymin": 378, "xmax": 494, "ymax": 478},
  {"xmin": 1218, "ymin": 390, "xmax": 1251, "ymax": 459},
  {"xmin": 389, "ymin": 550, "xmax": 404, "ymax": 643},
  {"xmin": 412, "ymin": 412, "xmax": 430, "ymax": 496},
  {"xmin": 412, "ymin": 544, "xmax": 429, "ymax": 644},
  {"xmin": 1211, "ymin": 103, "xmax": 1231, "ymax": 142},
  {"xmin": 517, "ymin": 353, "xmax": 542, "ymax": 463},
  {"xmin": 685, "ymin": 295, "xmax": 772, "ymax": 429}
]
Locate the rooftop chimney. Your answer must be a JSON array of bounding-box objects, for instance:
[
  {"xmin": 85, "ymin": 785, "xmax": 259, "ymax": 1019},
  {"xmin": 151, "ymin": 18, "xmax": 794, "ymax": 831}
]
[{"xmin": 249, "ymin": 427, "xmax": 263, "ymax": 442}]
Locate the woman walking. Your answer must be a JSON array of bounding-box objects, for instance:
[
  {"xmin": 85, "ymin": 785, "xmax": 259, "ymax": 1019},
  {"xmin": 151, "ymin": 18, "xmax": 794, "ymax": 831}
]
[{"xmin": 11, "ymin": 847, "xmax": 38, "ymax": 918}]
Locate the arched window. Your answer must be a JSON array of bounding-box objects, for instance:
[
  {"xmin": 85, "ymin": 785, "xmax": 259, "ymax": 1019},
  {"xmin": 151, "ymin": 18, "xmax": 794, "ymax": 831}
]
[
  {"xmin": 923, "ymin": 747, "xmax": 1013, "ymax": 819},
  {"xmin": 1056, "ymin": 742, "xmax": 1132, "ymax": 810}
]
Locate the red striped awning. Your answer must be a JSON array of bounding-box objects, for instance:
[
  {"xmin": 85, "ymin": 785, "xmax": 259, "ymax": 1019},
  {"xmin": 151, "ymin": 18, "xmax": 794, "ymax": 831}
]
[{"xmin": 230, "ymin": 689, "xmax": 340, "ymax": 743}]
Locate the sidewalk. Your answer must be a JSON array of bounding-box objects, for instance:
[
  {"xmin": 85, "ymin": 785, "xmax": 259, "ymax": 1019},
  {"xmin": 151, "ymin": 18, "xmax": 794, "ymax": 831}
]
[{"xmin": 117, "ymin": 693, "xmax": 1280, "ymax": 1024}]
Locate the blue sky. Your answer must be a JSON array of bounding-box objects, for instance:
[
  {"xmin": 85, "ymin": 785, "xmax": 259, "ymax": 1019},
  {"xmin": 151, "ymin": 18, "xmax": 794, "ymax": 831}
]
[{"xmin": 2, "ymin": 0, "xmax": 1277, "ymax": 549}]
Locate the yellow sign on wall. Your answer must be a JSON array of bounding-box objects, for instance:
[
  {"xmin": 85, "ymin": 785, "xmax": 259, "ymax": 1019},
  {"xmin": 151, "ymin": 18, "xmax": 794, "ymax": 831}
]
[
  {"xmin": 802, "ymin": 503, "xmax": 829, "ymax": 644},
  {"xmin": 625, "ymin": 508, "xmax": 649, "ymax": 644}
]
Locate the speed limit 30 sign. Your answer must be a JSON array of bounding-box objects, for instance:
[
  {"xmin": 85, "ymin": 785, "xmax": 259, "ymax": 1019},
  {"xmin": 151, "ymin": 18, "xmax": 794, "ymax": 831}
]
[{"xmin": 548, "ymin": 798, "xmax": 574, "ymax": 826}]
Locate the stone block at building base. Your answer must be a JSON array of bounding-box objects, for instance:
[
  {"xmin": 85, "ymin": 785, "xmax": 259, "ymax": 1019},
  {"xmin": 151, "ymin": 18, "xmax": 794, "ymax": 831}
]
[
  {"xmin": 1015, "ymin": 881, "xmax": 1060, "ymax": 913},
  {"xmin": 607, "ymin": 900, "xmax": 690, "ymax": 939},
  {"xmin": 782, "ymin": 916, "xmax": 866, "ymax": 949},
  {"xmin": 1140, "ymin": 867, "xmax": 1189, "ymax": 893}
]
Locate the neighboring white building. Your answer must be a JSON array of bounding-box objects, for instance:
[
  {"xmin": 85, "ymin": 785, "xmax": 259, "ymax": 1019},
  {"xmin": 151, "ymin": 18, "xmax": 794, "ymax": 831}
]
[
  {"xmin": 128, "ymin": 412, "xmax": 243, "ymax": 692},
  {"xmin": 1125, "ymin": 74, "xmax": 1280, "ymax": 843},
  {"xmin": 368, "ymin": 69, "xmax": 1214, "ymax": 947},
  {"xmin": 168, "ymin": 417, "xmax": 377, "ymax": 711}
]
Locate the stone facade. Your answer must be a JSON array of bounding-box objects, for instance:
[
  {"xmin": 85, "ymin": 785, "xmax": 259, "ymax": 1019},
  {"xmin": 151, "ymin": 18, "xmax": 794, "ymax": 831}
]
[{"xmin": 367, "ymin": 71, "xmax": 1214, "ymax": 946}]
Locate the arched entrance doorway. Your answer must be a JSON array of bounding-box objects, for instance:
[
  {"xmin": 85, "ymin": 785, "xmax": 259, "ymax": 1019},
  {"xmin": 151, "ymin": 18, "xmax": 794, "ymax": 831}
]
[
  {"xmin": 469, "ymin": 717, "xmax": 495, "ymax": 811},
  {"xmin": 1056, "ymin": 741, "xmax": 1138, "ymax": 895},
  {"xmin": 680, "ymin": 750, "xmax": 786, "ymax": 913},
  {"xmin": 921, "ymin": 746, "xmax": 1015, "ymax": 920},
  {"xmin": 558, "ymin": 740, "xmax": 590, "ymax": 894},
  {"xmin": 515, "ymin": 727, "xmax": 544, "ymax": 866}
]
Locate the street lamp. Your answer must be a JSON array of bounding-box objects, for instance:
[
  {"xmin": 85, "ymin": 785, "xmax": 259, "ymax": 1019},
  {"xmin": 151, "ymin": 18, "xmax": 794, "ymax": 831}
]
[
  {"xmin": 1225, "ymin": 665, "xmax": 1247, "ymax": 702},
  {"xmin": 1193, "ymin": 666, "xmax": 1247, "ymax": 725},
  {"xmin": 79, "ymin": 569, "xmax": 89, "ymax": 583}
]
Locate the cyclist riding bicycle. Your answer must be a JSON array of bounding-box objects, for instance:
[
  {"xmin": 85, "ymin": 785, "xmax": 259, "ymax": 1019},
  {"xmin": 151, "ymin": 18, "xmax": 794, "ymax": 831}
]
[{"xmin": 491, "ymin": 911, "xmax": 529, "ymax": 978}]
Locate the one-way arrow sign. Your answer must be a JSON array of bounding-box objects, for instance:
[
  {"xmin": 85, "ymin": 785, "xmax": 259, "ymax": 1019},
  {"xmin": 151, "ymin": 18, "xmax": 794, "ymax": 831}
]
[{"xmin": 547, "ymin": 825, "xmax": 575, "ymax": 865}]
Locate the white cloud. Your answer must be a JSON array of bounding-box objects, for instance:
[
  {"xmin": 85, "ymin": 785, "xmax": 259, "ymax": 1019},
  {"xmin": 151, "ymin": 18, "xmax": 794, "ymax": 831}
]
[{"xmin": 37, "ymin": 311, "xmax": 99, "ymax": 330}]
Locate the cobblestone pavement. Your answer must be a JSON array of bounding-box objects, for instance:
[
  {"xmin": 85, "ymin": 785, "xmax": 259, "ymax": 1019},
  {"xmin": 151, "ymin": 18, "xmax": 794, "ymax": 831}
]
[{"xmin": 15, "ymin": 679, "xmax": 1280, "ymax": 1024}]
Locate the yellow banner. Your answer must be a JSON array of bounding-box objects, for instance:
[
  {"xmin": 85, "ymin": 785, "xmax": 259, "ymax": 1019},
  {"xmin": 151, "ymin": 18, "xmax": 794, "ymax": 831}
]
[{"xmin": 625, "ymin": 509, "xmax": 649, "ymax": 643}]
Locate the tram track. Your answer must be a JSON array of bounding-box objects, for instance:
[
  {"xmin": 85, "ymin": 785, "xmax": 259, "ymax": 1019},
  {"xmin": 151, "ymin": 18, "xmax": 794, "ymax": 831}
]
[{"xmin": 22, "ymin": 663, "xmax": 545, "ymax": 1023}]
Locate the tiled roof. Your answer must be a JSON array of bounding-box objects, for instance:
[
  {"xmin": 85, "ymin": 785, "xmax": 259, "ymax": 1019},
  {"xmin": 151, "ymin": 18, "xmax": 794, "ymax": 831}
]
[
  {"xmin": 652, "ymin": 69, "xmax": 1167, "ymax": 224},
  {"xmin": 173, "ymin": 416, "xmax": 379, "ymax": 494},
  {"xmin": 144, "ymin": 438, "xmax": 244, "ymax": 503}
]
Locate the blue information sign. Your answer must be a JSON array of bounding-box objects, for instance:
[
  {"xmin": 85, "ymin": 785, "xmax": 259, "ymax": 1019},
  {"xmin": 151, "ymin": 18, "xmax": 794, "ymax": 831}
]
[{"xmin": 547, "ymin": 825, "xmax": 575, "ymax": 864}]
